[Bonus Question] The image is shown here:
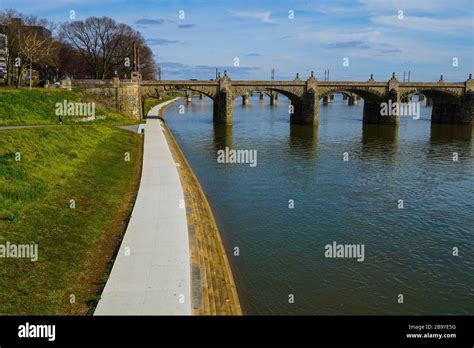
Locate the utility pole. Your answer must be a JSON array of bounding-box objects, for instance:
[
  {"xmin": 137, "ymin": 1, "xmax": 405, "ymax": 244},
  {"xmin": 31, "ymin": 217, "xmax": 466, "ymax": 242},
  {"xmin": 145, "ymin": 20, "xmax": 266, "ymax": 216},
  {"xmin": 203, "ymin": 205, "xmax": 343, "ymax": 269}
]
[
  {"xmin": 133, "ymin": 41, "xmax": 137, "ymax": 72},
  {"xmin": 324, "ymin": 69, "xmax": 330, "ymax": 81},
  {"xmin": 132, "ymin": 42, "xmax": 141, "ymax": 73},
  {"xmin": 271, "ymin": 68, "xmax": 275, "ymax": 80},
  {"xmin": 157, "ymin": 66, "xmax": 161, "ymax": 80},
  {"xmin": 403, "ymin": 70, "xmax": 411, "ymax": 82},
  {"xmin": 136, "ymin": 46, "xmax": 140, "ymax": 73}
]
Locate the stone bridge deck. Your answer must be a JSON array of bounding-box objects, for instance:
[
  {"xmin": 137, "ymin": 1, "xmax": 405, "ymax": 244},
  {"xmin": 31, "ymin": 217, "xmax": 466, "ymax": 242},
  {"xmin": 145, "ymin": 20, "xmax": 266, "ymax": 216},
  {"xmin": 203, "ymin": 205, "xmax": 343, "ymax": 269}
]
[{"xmin": 68, "ymin": 72, "xmax": 474, "ymax": 126}]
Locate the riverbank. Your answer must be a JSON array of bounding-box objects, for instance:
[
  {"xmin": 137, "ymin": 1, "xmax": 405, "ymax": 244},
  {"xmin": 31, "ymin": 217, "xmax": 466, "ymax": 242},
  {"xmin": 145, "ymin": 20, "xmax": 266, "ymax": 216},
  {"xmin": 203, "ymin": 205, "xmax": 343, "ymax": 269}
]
[
  {"xmin": 0, "ymin": 125, "xmax": 143, "ymax": 314},
  {"xmin": 159, "ymin": 102, "xmax": 242, "ymax": 315},
  {"xmin": 0, "ymin": 87, "xmax": 136, "ymax": 126},
  {"xmin": 95, "ymin": 97, "xmax": 192, "ymax": 315},
  {"xmin": 95, "ymin": 96, "xmax": 241, "ymax": 315}
]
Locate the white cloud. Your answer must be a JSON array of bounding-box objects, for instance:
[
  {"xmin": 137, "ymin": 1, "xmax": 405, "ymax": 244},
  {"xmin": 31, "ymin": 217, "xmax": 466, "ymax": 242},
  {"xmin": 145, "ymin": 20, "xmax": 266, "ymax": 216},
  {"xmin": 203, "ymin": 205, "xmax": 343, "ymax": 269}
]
[
  {"xmin": 371, "ymin": 15, "xmax": 474, "ymax": 34},
  {"xmin": 293, "ymin": 27, "xmax": 463, "ymax": 65},
  {"xmin": 302, "ymin": 0, "xmax": 471, "ymax": 16},
  {"xmin": 231, "ymin": 11, "xmax": 277, "ymax": 24},
  {"xmin": 358, "ymin": 0, "xmax": 469, "ymax": 13},
  {"xmin": 296, "ymin": 29, "xmax": 383, "ymax": 44}
]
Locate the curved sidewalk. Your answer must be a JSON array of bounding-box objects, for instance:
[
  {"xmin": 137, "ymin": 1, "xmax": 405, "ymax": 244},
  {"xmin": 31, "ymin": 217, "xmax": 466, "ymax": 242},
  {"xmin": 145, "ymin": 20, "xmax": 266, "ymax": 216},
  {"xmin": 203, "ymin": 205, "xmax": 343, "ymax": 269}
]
[{"xmin": 94, "ymin": 98, "xmax": 191, "ymax": 315}]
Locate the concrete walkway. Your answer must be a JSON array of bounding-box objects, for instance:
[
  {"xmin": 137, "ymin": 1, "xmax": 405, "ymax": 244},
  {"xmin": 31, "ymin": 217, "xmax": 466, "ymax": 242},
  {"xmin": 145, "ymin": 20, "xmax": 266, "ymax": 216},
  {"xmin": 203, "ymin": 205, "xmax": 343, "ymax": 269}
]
[
  {"xmin": 94, "ymin": 97, "xmax": 192, "ymax": 315},
  {"xmin": 1, "ymin": 124, "xmax": 145, "ymax": 133},
  {"xmin": 0, "ymin": 125, "xmax": 53, "ymax": 131},
  {"xmin": 117, "ymin": 124, "xmax": 146, "ymax": 134}
]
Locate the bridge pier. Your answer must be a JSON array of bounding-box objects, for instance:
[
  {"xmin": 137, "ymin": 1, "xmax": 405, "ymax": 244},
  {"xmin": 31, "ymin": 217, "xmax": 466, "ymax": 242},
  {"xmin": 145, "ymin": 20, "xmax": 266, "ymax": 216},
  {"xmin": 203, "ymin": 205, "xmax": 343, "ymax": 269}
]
[
  {"xmin": 431, "ymin": 92, "xmax": 474, "ymax": 124},
  {"xmin": 242, "ymin": 93, "xmax": 250, "ymax": 105},
  {"xmin": 362, "ymin": 101, "xmax": 382, "ymax": 123},
  {"xmin": 432, "ymin": 103, "xmax": 461, "ymax": 123},
  {"xmin": 322, "ymin": 95, "xmax": 331, "ymax": 105},
  {"xmin": 348, "ymin": 96, "xmax": 358, "ymax": 105},
  {"xmin": 213, "ymin": 90, "xmax": 233, "ymax": 125},
  {"xmin": 199, "ymin": 93, "xmax": 203, "ymax": 100},
  {"xmin": 270, "ymin": 91, "xmax": 278, "ymax": 106},
  {"xmin": 401, "ymin": 95, "xmax": 412, "ymax": 103},
  {"xmin": 259, "ymin": 92, "xmax": 264, "ymax": 100},
  {"xmin": 460, "ymin": 91, "xmax": 474, "ymax": 124},
  {"xmin": 186, "ymin": 93, "xmax": 192, "ymax": 103},
  {"xmin": 363, "ymin": 75, "xmax": 400, "ymax": 125},
  {"xmin": 364, "ymin": 103, "xmax": 399, "ymax": 124},
  {"xmin": 290, "ymin": 90, "xmax": 318, "ymax": 125},
  {"xmin": 363, "ymin": 85, "xmax": 400, "ymax": 125}
]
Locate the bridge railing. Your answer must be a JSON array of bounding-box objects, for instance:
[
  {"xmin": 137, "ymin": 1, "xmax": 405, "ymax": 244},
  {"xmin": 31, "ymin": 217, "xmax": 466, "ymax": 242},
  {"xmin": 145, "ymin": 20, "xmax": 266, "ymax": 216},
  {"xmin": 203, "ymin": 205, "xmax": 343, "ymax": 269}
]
[
  {"xmin": 140, "ymin": 79, "xmax": 219, "ymax": 86},
  {"xmin": 70, "ymin": 79, "xmax": 115, "ymax": 87}
]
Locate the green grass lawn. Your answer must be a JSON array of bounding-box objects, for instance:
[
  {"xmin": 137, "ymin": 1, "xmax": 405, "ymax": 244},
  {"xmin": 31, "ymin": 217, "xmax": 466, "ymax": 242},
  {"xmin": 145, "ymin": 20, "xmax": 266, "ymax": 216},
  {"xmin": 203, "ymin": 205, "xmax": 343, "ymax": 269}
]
[
  {"xmin": 0, "ymin": 87, "xmax": 135, "ymax": 126},
  {"xmin": 0, "ymin": 125, "xmax": 143, "ymax": 314}
]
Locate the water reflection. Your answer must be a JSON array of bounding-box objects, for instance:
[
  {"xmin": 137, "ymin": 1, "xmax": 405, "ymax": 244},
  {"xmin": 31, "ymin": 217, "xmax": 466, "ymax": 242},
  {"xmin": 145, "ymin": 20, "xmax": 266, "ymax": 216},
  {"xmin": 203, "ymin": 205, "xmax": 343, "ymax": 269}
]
[
  {"xmin": 361, "ymin": 124, "xmax": 399, "ymax": 161},
  {"xmin": 429, "ymin": 124, "xmax": 473, "ymax": 161},
  {"xmin": 288, "ymin": 124, "xmax": 318, "ymax": 156},
  {"xmin": 213, "ymin": 124, "xmax": 233, "ymax": 153},
  {"xmin": 430, "ymin": 124, "xmax": 473, "ymax": 143},
  {"xmin": 187, "ymin": 97, "xmax": 209, "ymax": 112},
  {"xmin": 164, "ymin": 96, "xmax": 474, "ymax": 315}
]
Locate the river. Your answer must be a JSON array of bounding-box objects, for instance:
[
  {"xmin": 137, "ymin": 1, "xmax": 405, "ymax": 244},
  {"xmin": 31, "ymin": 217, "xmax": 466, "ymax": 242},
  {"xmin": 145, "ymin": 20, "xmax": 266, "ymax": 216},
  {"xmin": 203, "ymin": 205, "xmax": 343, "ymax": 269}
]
[{"xmin": 164, "ymin": 94, "xmax": 474, "ymax": 315}]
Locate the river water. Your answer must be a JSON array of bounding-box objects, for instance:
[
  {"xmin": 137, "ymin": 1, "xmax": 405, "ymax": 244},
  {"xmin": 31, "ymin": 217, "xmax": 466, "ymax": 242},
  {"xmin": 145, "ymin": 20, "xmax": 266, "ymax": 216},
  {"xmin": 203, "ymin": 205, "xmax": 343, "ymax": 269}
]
[{"xmin": 164, "ymin": 94, "xmax": 473, "ymax": 315}]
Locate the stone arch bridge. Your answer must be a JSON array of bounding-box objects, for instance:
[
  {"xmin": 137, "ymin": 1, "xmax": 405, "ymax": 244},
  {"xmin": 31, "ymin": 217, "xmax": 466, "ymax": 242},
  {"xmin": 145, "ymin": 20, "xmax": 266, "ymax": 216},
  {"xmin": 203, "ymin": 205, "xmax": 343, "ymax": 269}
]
[{"xmin": 66, "ymin": 72, "xmax": 474, "ymax": 125}]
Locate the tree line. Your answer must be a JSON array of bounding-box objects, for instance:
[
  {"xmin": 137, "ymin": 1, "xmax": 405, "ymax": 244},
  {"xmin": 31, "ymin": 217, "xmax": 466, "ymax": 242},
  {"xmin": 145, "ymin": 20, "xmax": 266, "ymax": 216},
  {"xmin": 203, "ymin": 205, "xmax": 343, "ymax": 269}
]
[{"xmin": 0, "ymin": 9, "xmax": 157, "ymax": 86}]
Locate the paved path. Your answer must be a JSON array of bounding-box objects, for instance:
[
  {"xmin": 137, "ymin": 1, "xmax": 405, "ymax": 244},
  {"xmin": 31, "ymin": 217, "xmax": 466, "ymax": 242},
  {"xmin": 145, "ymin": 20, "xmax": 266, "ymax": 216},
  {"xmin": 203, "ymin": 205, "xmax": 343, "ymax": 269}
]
[
  {"xmin": 0, "ymin": 125, "xmax": 53, "ymax": 131},
  {"xmin": 94, "ymin": 97, "xmax": 192, "ymax": 315},
  {"xmin": 1, "ymin": 124, "xmax": 144, "ymax": 132},
  {"xmin": 117, "ymin": 124, "xmax": 146, "ymax": 133}
]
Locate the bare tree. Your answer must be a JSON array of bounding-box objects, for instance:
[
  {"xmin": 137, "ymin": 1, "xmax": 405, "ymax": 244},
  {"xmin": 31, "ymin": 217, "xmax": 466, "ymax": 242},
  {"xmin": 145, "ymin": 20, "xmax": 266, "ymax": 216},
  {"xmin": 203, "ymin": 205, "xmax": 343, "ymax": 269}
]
[
  {"xmin": 60, "ymin": 17, "xmax": 157, "ymax": 79},
  {"xmin": 1, "ymin": 11, "xmax": 157, "ymax": 83},
  {"xmin": 19, "ymin": 32, "xmax": 55, "ymax": 89},
  {"xmin": 49, "ymin": 39, "xmax": 88, "ymax": 80},
  {"xmin": 137, "ymin": 45, "xmax": 157, "ymax": 80}
]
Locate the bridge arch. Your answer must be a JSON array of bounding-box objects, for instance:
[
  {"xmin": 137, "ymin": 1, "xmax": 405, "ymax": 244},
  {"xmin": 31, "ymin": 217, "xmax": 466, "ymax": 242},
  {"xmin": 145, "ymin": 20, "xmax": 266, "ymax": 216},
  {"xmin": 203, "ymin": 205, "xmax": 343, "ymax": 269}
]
[
  {"xmin": 399, "ymin": 88, "xmax": 462, "ymax": 104},
  {"xmin": 231, "ymin": 86, "xmax": 304, "ymax": 103},
  {"xmin": 265, "ymin": 88, "xmax": 304, "ymax": 104},
  {"xmin": 330, "ymin": 91, "xmax": 353, "ymax": 98},
  {"xmin": 143, "ymin": 90, "xmax": 186, "ymax": 99},
  {"xmin": 141, "ymin": 87, "xmax": 217, "ymax": 102},
  {"xmin": 234, "ymin": 89, "xmax": 273, "ymax": 98},
  {"xmin": 318, "ymin": 88, "xmax": 385, "ymax": 103}
]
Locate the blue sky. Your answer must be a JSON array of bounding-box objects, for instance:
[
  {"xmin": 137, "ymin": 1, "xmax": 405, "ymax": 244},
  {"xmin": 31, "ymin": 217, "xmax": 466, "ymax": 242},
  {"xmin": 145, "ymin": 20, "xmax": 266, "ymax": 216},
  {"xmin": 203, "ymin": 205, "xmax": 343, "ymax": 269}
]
[{"xmin": 2, "ymin": 0, "xmax": 473, "ymax": 81}]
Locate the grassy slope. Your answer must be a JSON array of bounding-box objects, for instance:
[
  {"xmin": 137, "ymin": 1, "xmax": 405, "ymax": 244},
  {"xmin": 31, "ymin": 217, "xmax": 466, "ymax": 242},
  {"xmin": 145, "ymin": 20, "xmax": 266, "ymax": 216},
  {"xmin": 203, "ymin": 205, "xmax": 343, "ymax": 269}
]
[
  {"xmin": 143, "ymin": 95, "xmax": 178, "ymax": 117},
  {"xmin": 0, "ymin": 126, "xmax": 143, "ymax": 314},
  {"xmin": 0, "ymin": 87, "xmax": 134, "ymax": 126}
]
